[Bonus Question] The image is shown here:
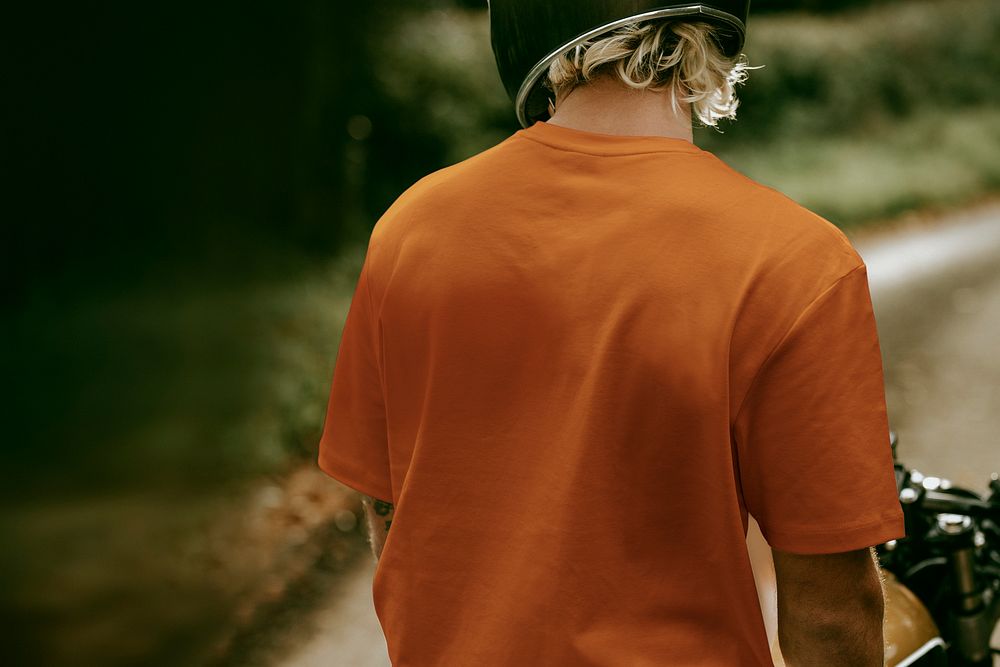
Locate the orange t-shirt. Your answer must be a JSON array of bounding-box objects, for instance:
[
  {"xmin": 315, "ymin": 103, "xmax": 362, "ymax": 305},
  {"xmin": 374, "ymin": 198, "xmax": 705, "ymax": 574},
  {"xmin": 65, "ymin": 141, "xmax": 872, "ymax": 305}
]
[{"xmin": 318, "ymin": 120, "xmax": 906, "ymax": 666}]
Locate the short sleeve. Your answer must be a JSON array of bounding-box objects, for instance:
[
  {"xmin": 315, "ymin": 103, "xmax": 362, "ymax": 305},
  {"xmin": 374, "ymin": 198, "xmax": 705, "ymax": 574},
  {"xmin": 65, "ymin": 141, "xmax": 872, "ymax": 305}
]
[
  {"xmin": 731, "ymin": 263, "xmax": 906, "ymax": 554},
  {"xmin": 317, "ymin": 258, "xmax": 394, "ymax": 501}
]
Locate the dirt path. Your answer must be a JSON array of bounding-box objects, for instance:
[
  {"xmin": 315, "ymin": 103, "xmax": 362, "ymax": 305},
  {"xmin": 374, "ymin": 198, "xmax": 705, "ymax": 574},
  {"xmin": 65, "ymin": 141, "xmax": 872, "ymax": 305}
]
[
  {"xmin": 853, "ymin": 200, "xmax": 1000, "ymax": 492},
  {"xmin": 279, "ymin": 556, "xmax": 389, "ymax": 667},
  {"xmin": 267, "ymin": 201, "xmax": 1000, "ymax": 667}
]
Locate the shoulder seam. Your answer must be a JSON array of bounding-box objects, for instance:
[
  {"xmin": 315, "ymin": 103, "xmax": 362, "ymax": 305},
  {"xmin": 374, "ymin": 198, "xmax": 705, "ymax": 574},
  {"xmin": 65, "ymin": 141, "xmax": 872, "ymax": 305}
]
[
  {"xmin": 731, "ymin": 262, "xmax": 868, "ymax": 429},
  {"xmin": 709, "ymin": 159, "xmax": 860, "ymax": 262}
]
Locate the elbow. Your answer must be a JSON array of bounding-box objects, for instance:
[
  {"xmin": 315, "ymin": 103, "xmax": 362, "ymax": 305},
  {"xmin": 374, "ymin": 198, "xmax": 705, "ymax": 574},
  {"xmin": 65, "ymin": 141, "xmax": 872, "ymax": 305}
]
[
  {"xmin": 778, "ymin": 583, "xmax": 886, "ymax": 665},
  {"xmin": 773, "ymin": 546, "xmax": 888, "ymax": 665}
]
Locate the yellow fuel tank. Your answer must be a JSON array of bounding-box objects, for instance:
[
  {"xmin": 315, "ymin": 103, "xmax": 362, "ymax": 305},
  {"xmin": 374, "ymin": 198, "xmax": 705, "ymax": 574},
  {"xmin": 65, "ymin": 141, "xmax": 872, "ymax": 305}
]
[{"xmin": 882, "ymin": 568, "xmax": 944, "ymax": 666}]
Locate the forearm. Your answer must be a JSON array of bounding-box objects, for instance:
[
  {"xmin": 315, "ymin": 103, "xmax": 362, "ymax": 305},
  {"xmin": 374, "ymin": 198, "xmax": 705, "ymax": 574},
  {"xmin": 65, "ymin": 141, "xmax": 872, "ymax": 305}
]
[
  {"xmin": 777, "ymin": 549, "xmax": 888, "ymax": 666},
  {"xmin": 777, "ymin": 594, "xmax": 886, "ymax": 665},
  {"xmin": 778, "ymin": 601, "xmax": 885, "ymax": 666}
]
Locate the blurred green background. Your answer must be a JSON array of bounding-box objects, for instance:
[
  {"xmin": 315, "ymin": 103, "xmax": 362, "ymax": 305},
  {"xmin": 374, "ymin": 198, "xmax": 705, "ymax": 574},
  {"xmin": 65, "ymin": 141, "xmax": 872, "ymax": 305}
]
[{"xmin": 4, "ymin": 0, "xmax": 999, "ymax": 664}]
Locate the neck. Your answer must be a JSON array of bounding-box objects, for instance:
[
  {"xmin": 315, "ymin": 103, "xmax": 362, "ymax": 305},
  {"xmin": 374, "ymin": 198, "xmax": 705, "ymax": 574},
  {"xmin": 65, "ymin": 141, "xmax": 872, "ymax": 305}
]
[{"xmin": 544, "ymin": 75, "xmax": 694, "ymax": 143}]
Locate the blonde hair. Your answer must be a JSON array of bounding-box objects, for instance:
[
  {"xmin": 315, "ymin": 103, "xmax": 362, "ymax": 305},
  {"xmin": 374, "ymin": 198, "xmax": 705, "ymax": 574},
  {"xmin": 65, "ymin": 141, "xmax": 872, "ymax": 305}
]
[{"xmin": 544, "ymin": 20, "xmax": 761, "ymax": 130}]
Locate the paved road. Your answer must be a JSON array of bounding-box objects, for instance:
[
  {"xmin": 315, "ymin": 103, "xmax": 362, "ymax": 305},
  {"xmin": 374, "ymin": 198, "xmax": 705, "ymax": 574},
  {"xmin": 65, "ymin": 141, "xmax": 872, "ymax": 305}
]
[
  {"xmin": 855, "ymin": 203, "xmax": 1000, "ymax": 493},
  {"xmin": 275, "ymin": 201, "xmax": 1000, "ymax": 667},
  {"xmin": 277, "ymin": 555, "xmax": 389, "ymax": 667}
]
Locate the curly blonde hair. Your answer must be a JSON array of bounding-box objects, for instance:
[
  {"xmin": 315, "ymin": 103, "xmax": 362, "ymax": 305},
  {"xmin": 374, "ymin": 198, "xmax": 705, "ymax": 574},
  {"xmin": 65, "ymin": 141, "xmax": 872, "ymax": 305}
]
[{"xmin": 544, "ymin": 20, "xmax": 760, "ymax": 130}]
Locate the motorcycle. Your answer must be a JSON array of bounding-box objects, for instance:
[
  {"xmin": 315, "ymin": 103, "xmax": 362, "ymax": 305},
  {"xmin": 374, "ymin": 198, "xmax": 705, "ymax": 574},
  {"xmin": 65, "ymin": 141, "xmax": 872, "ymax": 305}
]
[
  {"xmin": 877, "ymin": 429, "xmax": 1000, "ymax": 666},
  {"xmin": 753, "ymin": 430, "xmax": 1000, "ymax": 666}
]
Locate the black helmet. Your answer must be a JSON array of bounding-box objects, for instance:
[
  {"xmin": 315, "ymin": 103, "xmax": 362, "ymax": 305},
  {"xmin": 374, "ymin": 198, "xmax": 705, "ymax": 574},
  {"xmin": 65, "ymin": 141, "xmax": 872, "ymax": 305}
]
[{"xmin": 489, "ymin": 1, "xmax": 751, "ymax": 128}]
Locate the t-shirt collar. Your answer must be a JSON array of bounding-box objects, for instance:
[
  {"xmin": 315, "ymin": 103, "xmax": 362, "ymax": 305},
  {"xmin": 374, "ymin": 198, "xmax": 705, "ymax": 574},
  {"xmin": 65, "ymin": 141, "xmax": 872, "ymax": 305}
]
[{"xmin": 516, "ymin": 119, "xmax": 706, "ymax": 157}]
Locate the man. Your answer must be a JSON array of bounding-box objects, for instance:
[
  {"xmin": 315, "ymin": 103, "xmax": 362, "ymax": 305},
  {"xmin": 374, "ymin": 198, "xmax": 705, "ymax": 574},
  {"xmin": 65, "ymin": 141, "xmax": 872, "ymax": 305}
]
[{"xmin": 318, "ymin": 2, "xmax": 906, "ymax": 664}]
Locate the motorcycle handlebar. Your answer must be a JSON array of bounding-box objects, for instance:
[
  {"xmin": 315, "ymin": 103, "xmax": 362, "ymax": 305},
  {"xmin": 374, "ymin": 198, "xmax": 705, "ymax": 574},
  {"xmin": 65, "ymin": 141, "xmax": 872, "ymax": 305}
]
[{"xmin": 916, "ymin": 489, "xmax": 1000, "ymax": 522}]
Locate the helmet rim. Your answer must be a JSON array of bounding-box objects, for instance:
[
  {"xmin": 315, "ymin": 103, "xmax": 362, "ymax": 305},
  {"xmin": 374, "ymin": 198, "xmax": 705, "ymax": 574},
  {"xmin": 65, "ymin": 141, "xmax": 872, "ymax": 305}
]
[{"xmin": 495, "ymin": 3, "xmax": 749, "ymax": 128}]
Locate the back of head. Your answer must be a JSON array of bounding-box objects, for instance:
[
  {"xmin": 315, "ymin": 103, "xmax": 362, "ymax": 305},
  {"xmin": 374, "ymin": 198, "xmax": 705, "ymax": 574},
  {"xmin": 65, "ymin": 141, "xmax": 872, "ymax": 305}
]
[
  {"xmin": 489, "ymin": 1, "xmax": 754, "ymax": 128},
  {"xmin": 543, "ymin": 19, "xmax": 756, "ymax": 129}
]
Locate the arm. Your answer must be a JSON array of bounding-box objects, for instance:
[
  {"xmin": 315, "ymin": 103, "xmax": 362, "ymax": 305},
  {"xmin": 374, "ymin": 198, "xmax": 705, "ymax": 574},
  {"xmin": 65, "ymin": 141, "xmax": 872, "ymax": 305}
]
[
  {"xmin": 360, "ymin": 494, "xmax": 395, "ymax": 560},
  {"xmin": 772, "ymin": 546, "xmax": 888, "ymax": 666}
]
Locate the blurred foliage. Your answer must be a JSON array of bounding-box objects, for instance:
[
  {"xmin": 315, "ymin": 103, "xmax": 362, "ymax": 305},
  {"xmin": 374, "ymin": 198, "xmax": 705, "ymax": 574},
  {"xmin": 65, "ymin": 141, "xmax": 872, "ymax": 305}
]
[
  {"xmin": 373, "ymin": 0, "xmax": 1000, "ymax": 170},
  {"xmin": 374, "ymin": 9, "xmax": 512, "ymax": 165},
  {"xmin": 370, "ymin": 0, "xmax": 1000, "ymax": 222},
  {"xmin": 719, "ymin": 0, "xmax": 1000, "ymax": 141},
  {"xmin": 452, "ymin": 0, "xmax": 908, "ymax": 12},
  {"xmin": 4, "ymin": 0, "xmax": 998, "ymax": 557},
  {"xmin": 721, "ymin": 106, "xmax": 1000, "ymax": 225},
  {"xmin": 7, "ymin": 0, "xmax": 994, "ymax": 309},
  {"xmin": 4, "ymin": 0, "xmax": 1000, "ymax": 664},
  {"xmin": 744, "ymin": 0, "xmax": 904, "ymax": 12}
]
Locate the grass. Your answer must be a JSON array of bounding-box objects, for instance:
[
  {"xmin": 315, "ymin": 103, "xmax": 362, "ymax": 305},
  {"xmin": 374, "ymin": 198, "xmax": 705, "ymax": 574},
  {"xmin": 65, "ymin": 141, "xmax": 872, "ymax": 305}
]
[
  {"xmin": 723, "ymin": 0, "xmax": 1000, "ymax": 140},
  {"xmin": 711, "ymin": 106, "xmax": 1000, "ymax": 229}
]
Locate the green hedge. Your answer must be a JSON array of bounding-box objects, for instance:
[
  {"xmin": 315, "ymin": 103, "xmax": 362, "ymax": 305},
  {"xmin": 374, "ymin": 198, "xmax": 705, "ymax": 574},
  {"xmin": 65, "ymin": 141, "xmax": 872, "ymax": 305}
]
[
  {"xmin": 371, "ymin": 0, "xmax": 999, "ymax": 174},
  {"xmin": 365, "ymin": 0, "xmax": 999, "ymax": 227},
  {"xmin": 714, "ymin": 0, "xmax": 1000, "ymax": 142}
]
